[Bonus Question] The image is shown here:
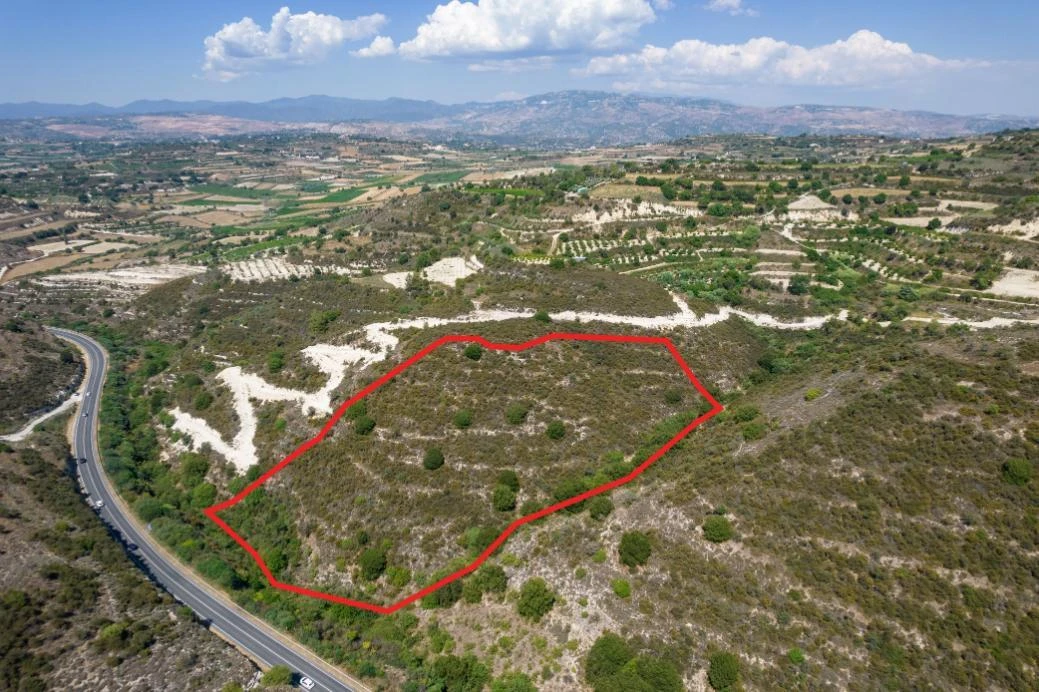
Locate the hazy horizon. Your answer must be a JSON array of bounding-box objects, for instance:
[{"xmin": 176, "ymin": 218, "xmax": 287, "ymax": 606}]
[{"xmin": 2, "ymin": 1, "xmax": 1037, "ymax": 116}]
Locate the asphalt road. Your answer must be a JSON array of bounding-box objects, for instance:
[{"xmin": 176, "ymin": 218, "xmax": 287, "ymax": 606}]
[{"xmin": 50, "ymin": 328, "xmax": 362, "ymax": 692}]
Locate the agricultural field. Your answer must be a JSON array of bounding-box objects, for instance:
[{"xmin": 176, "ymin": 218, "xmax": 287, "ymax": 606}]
[{"xmin": 1, "ymin": 129, "xmax": 1037, "ymax": 691}]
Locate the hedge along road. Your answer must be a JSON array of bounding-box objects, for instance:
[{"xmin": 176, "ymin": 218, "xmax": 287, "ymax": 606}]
[
  {"xmin": 49, "ymin": 327, "xmax": 368, "ymax": 692},
  {"xmin": 207, "ymin": 331, "xmax": 725, "ymax": 614}
]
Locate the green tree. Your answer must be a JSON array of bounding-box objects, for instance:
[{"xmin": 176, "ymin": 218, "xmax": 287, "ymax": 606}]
[
  {"xmin": 517, "ymin": 578, "xmax": 555, "ymax": 621},
  {"xmin": 788, "ymin": 275, "xmax": 810, "ymax": 295},
  {"xmin": 926, "ymin": 217, "xmax": 942, "ymax": 230},
  {"xmin": 545, "ymin": 420, "xmax": 566, "ymax": 440},
  {"xmin": 618, "ymin": 531, "xmax": 651, "ymax": 568},
  {"xmin": 180, "ymin": 453, "xmax": 209, "ymax": 487},
  {"xmin": 533, "ymin": 309, "xmax": 552, "ymax": 323},
  {"xmin": 703, "ymin": 515, "xmax": 734, "ymax": 543},
  {"xmin": 585, "ymin": 633, "xmax": 634, "ymax": 685},
  {"xmin": 898, "ymin": 285, "xmax": 920, "ymax": 302},
  {"xmin": 267, "ymin": 349, "xmax": 285, "ymax": 374},
  {"xmin": 428, "ymin": 654, "xmax": 489, "ymax": 692},
  {"xmin": 463, "ymin": 343, "xmax": 483, "ymax": 361},
  {"xmin": 708, "ymin": 652, "xmax": 740, "ymax": 690},
  {"xmin": 134, "ymin": 496, "xmax": 166, "ymax": 521},
  {"xmin": 424, "ymin": 447, "xmax": 445, "ymax": 470}
]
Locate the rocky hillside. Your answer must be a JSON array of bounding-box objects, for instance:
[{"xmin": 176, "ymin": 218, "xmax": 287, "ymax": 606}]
[{"xmin": 0, "ymin": 423, "xmax": 256, "ymax": 691}]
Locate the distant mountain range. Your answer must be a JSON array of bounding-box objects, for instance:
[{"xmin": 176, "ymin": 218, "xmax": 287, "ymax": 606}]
[{"xmin": 2, "ymin": 91, "xmax": 1036, "ymax": 144}]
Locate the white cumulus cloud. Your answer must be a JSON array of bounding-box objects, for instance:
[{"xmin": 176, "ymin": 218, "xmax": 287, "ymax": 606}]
[
  {"xmin": 579, "ymin": 30, "xmax": 982, "ymax": 88},
  {"xmin": 398, "ymin": 0, "xmax": 660, "ymax": 59},
  {"xmin": 468, "ymin": 56, "xmax": 556, "ymax": 72},
  {"xmin": 352, "ymin": 35, "xmax": 397, "ymax": 58},
  {"xmin": 704, "ymin": 0, "xmax": 758, "ymax": 16},
  {"xmin": 203, "ymin": 6, "xmax": 387, "ymax": 80}
]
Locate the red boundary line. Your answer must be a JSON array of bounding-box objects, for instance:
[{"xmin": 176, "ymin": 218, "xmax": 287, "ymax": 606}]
[{"xmin": 204, "ymin": 332, "xmax": 724, "ymax": 615}]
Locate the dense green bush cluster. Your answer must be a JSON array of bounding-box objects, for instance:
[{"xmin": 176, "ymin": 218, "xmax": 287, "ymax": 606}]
[
  {"xmin": 618, "ymin": 531, "xmax": 652, "ymax": 568},
  {"xmin": 585, "ymin": 632, "xmax": 682, "ymax": 692},
  {"xmin": 516, "ymin": 578, "xmax": 555, "ymax": 621}
]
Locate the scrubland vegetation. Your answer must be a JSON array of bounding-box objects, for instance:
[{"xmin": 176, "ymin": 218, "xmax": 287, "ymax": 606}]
[
  {"xmin": 0, "ymin": 420, "xmax": 255, "ymax": 690},
  {"xmin": 2, "ymin": 129, "xmax": 1038, "ymax": 690}
]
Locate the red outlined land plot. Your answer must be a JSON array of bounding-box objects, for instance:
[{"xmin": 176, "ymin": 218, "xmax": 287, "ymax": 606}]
[{"xmin": 205, "ymin": 332, "xmax": 723, "ymax": 615}]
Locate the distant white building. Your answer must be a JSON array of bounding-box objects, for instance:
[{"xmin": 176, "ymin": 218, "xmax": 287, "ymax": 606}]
[{"xmin": 786, "ymin": 194, "xmax": 848, "ymax": 222}]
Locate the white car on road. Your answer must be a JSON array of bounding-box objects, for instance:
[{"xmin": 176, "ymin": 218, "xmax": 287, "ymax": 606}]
[{"xmin": 299, "ymin": 675, "xmax": 315, "ymax": 690}]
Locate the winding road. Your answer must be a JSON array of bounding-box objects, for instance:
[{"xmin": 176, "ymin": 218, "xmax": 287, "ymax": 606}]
[{"xmin": 49, "ymin": 327, "xmax": 365, "ymax": 692}]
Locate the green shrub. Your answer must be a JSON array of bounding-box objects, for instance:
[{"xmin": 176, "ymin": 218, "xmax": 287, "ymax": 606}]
[
  {"xmin": 585, "ymin": 633, "xmax": 681, "ymax": 692},
  {"xmin": 618, "ymin": 531, "xmax": 651, "ymax": 568},
  {"xmin": 553, "ymin": 477, "xmax": 587, "ymax": 512},
  {"xmin": 492, "ymin": 485, "xmax": 517, "ymax": 512},
  {"xmin": 428, "ymin": 654, "xmax": 489, "ymax": 691},
  {"xmin": 261, "ymin": 665, "xmax": 293, "ymax": 686},
  {"xmin": 742, "ymin": 422, "xmax": 767, "ymax": 440},
  {"xmin": 788, "ymin": 647, "xmax": 806, "ymax": 664},
  {"xmin": 611, "ymin": 579, "xmax": 631, "ymax": 598},
  {"xmin": 732, "ymin": 405, "xmax": 759, "ymax": 422},
  {"xmin": 491, "ymin": 671, "xmax": 537, "ymax": 692},
  {"xmin": 587, "ymin": 495, "xmax": 614, "ymax": 520},
  {"xmin": 308, "ymin": 309, "xmax": 340, "ymax": 334},
  {"xmin": 497, "ymin": 470, "xmax": 520, "ymax": 491},
  {"xmin": 463, "ymin": 344, "xmax": 483, "ymax": 361},
  {"xmin": 134, "ymin": 496, "xmax": 166, "ymax": 522},
  {"xmin": 804, "ymin": 387, "xmax": 823, "ymax": 401},
  {"xmin": 193, "ymin": 391, "xmax": 213, "ymax": 410},
  {"xmin": 585, "ymin": 633, "xmax": 634, "ymax": 684},
  {"xmin": 533, "ymin": 309, "xmax": 552, "ymax": 323},
  {"xmin": 545, "ymin": 420, "xmax": 566, "ymax": 440},
  {"xmin": 631, "ymin": 656, "xmax": 682, "ymax": 692},
  {"xmin": 708, "ymin": 652, "xmax": 740, "ymax": 690},
  {"xmin": 423, "ymin": 447, "xmax": 445, "ymax": 470},
  {"xmin": 516, "ymin": 578, "xmax": 555, "ymax": 621},
  {"xmin": 1002, "ymin": 458, "xmax": 1033, "ymax": 486},
  {"xmin": 354, "ymin": 415, "xmax": 376, "ymax": 435},
  {"xmin": 359, "ymin": 548, "xmax": 387, "ymax": 581},
  {"xmin": 505, "ymin": 402, "xmax": 529, "ymax": 424},
  {"xmin": 703, "ymin": 515, "xmax": 734, "ymax": 543},
  {"xmin": 453, "ymin": 409, "xmax": 473, "ymax": 429},
  {"xmin": 475, "ymin": 565, "xmax": 508, "ymax": 594}
]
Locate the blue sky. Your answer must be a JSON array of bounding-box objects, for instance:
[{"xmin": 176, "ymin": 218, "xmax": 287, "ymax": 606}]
[{"xmin": 1, "ymin": 0, "xmax": 1036, "ymax": 114}]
